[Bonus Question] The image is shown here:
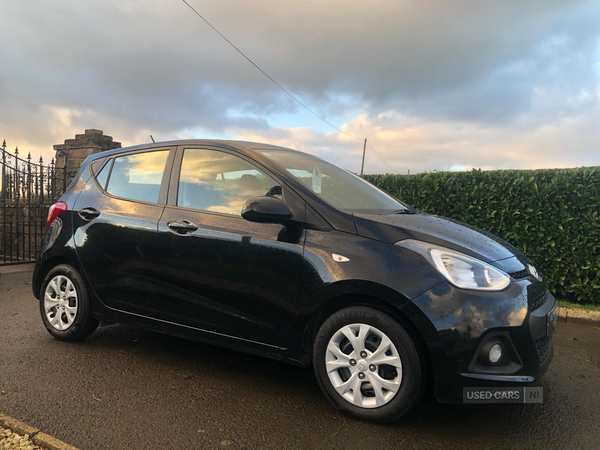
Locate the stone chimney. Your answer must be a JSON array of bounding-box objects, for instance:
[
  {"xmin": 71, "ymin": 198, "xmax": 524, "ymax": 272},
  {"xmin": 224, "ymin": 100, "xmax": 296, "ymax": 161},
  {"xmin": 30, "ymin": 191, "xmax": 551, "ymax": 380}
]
[{"xmin": 54, "ymin": 129, "xmax": 121, "ymax": 174}]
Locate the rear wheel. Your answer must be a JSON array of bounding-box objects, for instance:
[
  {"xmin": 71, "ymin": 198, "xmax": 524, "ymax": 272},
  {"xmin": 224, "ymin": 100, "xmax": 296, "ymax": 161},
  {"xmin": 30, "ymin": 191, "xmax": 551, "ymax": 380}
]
[
  {"xmin": 39, "ymin": 264, "xmax": 98, "ymax": 341},
  {"xmin": 313, "ymin": 306, "xmax": 424, "ymax": 422}
]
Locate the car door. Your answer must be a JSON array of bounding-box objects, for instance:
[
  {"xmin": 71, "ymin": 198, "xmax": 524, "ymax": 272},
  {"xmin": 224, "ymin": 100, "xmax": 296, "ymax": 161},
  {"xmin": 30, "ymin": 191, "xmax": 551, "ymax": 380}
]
[
  {"xmin": 73, "ymin": 147, "xmax": 175, "ymax": 317},
  {"xmin": 155, "ymin": 146, "xmax": 306, "ymax": 348}
]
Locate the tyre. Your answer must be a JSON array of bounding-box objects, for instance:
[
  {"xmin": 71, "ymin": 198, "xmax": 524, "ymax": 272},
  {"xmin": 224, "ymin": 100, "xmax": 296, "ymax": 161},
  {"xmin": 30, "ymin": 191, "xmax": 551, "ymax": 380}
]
[
  {"xmin": 39, "ymin": 264, "xmax": 99, "ymax": 341},
  {"xmin": 313, "ymin": 306, "xmax": 424, "ymax": 423}
]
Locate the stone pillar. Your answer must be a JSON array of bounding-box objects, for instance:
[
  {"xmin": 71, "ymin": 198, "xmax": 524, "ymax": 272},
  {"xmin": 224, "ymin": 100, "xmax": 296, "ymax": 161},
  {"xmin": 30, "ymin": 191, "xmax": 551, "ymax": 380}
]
[{"xmin": 53, "ymin": 129, "xmax": 121, "ymax": 189}]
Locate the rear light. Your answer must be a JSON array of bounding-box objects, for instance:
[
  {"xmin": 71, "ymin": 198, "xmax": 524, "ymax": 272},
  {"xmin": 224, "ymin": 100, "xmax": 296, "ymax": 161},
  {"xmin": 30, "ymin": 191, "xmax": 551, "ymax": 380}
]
[{"xmin": 47, "ymin": 202, "xmax": 68, "ymax": 229}]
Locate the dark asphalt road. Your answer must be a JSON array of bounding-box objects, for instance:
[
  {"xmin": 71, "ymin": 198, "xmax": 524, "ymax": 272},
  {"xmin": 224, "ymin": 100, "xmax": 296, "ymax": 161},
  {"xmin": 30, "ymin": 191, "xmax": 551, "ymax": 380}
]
[{"xmin": 1, "ymin": 270, "xmax": 599, "ymax": 450}]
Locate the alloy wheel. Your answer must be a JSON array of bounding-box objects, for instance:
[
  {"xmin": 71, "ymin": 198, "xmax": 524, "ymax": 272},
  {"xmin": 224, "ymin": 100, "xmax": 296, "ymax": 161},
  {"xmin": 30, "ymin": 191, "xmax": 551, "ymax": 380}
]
[{"xmin": 44, "ymin": 275, "xmax": 78, "ymax": 331}]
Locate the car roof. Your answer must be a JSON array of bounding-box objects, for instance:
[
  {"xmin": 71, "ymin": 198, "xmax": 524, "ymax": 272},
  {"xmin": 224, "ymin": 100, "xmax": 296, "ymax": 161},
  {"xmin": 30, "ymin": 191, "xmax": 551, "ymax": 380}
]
[{"xmin": 87, "ymin": 139, "xmax": 300, "ymax": 161}]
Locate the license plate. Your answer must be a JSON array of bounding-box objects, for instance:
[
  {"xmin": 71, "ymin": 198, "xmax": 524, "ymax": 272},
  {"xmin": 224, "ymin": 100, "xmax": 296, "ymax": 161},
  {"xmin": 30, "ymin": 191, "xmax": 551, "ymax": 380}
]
[{"xmin": 547, "ymin": 304, "xmax": 558, "ymax": 335}]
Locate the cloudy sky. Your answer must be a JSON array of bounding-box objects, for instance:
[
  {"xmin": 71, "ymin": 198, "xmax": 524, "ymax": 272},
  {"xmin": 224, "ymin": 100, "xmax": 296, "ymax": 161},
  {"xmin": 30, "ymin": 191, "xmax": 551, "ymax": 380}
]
[{"xmin": 1, "ymin": 0, "xmax": 599, "ymax": 174}]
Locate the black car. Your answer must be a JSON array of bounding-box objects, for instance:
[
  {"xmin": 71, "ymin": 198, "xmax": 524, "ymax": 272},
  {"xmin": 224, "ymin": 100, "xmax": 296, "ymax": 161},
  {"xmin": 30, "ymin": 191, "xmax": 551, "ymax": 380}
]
[{"xmin": 33, "ymin": 140, "xmax": 557, "ymax": 422}]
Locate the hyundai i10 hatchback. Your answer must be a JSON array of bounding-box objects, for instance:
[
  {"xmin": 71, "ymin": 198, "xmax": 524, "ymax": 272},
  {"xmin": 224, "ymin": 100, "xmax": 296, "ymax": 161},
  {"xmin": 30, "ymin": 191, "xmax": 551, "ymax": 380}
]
[{"xmin": 33, "ymin": 140, "xmax": 557, "ymax": 422}]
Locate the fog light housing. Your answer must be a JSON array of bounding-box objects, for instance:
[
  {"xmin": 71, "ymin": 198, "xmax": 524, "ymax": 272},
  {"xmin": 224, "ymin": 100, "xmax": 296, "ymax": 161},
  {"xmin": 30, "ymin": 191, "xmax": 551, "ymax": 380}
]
[
  {"xmin": 472, "ymin": 334, "xmax": 522, "ymax": 374},
  {"xmin": 489, "ymin": 343, "xmax": 503, "ymax": 364}
]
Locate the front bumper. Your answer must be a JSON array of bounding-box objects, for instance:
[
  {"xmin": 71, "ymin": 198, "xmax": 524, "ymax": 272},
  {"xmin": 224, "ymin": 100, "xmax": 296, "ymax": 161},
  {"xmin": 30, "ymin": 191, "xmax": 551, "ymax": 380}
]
[{"xmin": 402, "ymin": 278, "xmax": 557, "ymax": 402}]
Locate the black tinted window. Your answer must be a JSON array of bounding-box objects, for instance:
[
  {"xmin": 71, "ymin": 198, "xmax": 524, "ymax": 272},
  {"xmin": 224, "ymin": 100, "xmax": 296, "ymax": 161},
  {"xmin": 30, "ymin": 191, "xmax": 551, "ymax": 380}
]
[
  {"xmin": 106, "ymin": 150, "xmax": 169, "ymax": 203},
  {"xmin": 178, "ymin": 149, "xmax": 281, "ymax": 215}
]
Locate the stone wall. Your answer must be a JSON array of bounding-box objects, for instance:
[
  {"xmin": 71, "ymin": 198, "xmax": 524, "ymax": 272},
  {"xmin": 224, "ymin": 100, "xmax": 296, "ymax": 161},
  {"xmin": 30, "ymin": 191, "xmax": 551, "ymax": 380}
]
[{"xmin": 54, "ymin": 129, "xmax": 121, "ymax": 185}]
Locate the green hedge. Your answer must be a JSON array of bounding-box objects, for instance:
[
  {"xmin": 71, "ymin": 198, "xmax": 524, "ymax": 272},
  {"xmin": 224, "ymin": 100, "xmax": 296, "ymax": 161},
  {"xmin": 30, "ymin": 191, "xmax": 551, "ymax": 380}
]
[{"xmin": 364, "ymin": 167, "xmax": 600, "ymax": 303}]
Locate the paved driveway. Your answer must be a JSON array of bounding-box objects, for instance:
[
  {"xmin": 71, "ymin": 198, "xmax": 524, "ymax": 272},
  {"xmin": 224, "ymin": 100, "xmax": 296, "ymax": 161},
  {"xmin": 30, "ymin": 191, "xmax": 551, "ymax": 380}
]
[{"xmin": 1, "ymin": 270, "xmax": 599, "ymax": 449}]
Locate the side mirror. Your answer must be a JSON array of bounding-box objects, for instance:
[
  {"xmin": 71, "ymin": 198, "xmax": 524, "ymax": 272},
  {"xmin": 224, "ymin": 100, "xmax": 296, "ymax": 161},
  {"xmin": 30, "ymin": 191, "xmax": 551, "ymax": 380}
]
[{"xmin": 241, "ymin": 196, "xmax": 292, "ymax": 224}]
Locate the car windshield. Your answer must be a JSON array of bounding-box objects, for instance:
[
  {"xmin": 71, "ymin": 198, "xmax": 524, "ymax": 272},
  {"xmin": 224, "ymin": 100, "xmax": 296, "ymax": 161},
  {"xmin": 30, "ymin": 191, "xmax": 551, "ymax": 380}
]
[{"xmin": 259, "ymin": 150, "xmax": 406, "ymax": 213}]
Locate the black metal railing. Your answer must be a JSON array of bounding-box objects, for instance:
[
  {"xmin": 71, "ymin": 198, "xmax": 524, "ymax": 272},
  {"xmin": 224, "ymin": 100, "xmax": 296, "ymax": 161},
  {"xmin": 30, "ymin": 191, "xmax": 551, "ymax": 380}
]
[{"xmin": 1, "ymin": 139, "xmax": 70, "ymax": 265}]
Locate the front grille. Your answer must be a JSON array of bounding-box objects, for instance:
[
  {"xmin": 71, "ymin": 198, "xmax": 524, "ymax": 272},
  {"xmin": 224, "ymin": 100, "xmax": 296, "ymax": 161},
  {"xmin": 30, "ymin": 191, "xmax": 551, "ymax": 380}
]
[
  {"xmin": 534, "ymin": 335, "xmax": 552, "ymax": 365},
  {"xmin": 510, "ymin": 268, "xmax": 529, "ymax": 279},
  {"xmin": 530, "ymin": 291, "xmax": 549, "ymax": 311}
]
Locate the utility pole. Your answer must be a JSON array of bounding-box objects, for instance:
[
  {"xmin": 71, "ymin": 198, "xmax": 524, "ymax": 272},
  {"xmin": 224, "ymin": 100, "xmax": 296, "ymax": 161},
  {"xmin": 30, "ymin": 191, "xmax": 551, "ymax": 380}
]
[{"xmin": 360, "ymin": 138, "xmax": 367, "ymax": 176}]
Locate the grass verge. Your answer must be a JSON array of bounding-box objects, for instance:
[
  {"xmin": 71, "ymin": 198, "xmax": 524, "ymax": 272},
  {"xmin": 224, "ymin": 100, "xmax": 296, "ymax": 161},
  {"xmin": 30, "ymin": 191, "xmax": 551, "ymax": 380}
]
[{"xmin": 558, "ymin": 300, "xmax": 600, "ymax": 312}]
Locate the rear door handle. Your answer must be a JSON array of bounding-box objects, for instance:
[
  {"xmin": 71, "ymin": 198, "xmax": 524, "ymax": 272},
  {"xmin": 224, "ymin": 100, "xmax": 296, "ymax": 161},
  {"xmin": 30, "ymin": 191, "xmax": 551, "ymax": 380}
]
[
  {"xmin": 168, "ymin": 219, "xmax": 198, "ymax": 234},
  {"xmin": 78, "ymin": 207, "xmax": 100, "ymax": 221}
]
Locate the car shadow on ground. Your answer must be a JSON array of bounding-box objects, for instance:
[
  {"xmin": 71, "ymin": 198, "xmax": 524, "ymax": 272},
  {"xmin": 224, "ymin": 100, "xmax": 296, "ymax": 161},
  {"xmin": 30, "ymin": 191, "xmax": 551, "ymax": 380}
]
[{"xmin": 79, "ymin": 322, "xmax": 569, "ymax": 444}]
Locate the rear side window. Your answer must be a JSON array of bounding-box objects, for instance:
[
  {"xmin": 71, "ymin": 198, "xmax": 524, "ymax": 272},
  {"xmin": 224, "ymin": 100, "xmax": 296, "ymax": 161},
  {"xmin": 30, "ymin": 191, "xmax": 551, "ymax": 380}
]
[
  {"xmin": 177, "ymin": 149, "xmax": 281, "ymax": 215},
  {"xmin": 106, "ymin": 150, "xmax": 169, "ymax": 203}
]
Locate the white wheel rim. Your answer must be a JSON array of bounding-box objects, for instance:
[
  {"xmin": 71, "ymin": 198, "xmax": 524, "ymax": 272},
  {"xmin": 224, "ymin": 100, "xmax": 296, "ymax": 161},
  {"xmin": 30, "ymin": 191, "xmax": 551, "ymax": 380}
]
[
  {"xmin": 326, "ymin": 323, "xmax": 402, "ymax": 408},
  {"xmin": 44, "ymin": 275, "xmax": 78, "ymax": 331}
]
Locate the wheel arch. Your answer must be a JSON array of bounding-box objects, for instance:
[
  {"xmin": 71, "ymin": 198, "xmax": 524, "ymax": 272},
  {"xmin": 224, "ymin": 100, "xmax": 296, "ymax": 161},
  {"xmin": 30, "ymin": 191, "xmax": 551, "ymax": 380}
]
[
  {"xmin": 298, "ymin": 292, "xmax": 433, "ymax": 389},
  {"xmin": 33, "ymin": 254, "xmax": 82, "ymax": 298}
]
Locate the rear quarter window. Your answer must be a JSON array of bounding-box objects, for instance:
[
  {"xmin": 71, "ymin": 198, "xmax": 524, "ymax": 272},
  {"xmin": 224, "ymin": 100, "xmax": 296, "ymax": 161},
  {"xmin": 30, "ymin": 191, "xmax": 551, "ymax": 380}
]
[{"xmin": 94, "ymin": 160, "xmax": 112, "ymax": 190}]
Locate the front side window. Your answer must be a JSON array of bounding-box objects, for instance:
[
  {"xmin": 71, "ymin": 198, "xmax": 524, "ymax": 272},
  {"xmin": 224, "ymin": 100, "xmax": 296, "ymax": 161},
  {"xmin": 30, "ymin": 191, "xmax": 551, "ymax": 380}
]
[
  {"xmin": 177, "ymin": 149, "xmax": 281, "ymax": 215},
  {"xmin": 260, "ymin": 150, "xmax": 405, "ymax": 213},
  {"xmin": 106, "ymin": 150, "xmax": 169, "ymax": 203}
]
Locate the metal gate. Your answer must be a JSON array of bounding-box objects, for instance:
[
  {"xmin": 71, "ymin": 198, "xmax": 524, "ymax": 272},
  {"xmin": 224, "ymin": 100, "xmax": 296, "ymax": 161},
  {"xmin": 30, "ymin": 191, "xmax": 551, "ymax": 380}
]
[{"xmin": 1, "ymin": 140, "xmax": 70, "ymax": 265}]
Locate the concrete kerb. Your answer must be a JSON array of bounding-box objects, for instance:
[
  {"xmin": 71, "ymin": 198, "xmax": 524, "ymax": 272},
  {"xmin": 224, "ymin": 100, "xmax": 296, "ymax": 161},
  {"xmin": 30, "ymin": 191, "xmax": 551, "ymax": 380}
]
[
  {"xmin": 558, "ymin": 307, "xmax": 600, "ymax": 328},
  {"xmin": 0, "ymin": 414, "xmax": 79, "ymax": 450}
]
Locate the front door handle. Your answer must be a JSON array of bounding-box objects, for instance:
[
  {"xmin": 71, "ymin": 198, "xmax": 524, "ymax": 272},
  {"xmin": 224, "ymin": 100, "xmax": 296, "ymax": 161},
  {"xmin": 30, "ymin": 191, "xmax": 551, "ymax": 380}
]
[
  {"xmin": 168, "ymin": 219, "xmax": 198, "ymax": 234},
  {"xmin": 78, "ymin": 207, "xmax": 100, "ymax": 221}
]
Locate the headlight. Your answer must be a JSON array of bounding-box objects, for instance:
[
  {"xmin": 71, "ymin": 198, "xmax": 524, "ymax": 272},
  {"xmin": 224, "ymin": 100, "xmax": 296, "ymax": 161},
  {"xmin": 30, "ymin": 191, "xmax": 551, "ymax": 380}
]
[{"xmin": 396, "ymin": 239, "xmax": 510, "ymax": 291}]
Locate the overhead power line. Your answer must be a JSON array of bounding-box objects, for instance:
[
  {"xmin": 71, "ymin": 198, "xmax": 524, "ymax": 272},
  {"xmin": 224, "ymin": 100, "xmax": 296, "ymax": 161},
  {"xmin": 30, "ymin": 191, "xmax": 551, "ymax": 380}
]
[
  {"xmin": 368, "ymin": 141, "xmax": 399, "ymax": 174},
  {"xmin": 180, "ymin": 0, "xmax": 399, "ymax": 173},
  {"xmin": 181, "ymin": 0, "xmax": 361, "ymax": 142}
]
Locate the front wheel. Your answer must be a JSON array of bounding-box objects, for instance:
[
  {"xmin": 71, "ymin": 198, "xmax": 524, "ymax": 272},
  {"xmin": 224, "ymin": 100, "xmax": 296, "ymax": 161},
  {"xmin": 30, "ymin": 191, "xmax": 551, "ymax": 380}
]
[
  {"xmin": 313, "ymin": 306, "xmax": 424, "ymax": 423},
  {"xmin": 39, "ymin": 264, "xmax": 99, "ymax": 341}
]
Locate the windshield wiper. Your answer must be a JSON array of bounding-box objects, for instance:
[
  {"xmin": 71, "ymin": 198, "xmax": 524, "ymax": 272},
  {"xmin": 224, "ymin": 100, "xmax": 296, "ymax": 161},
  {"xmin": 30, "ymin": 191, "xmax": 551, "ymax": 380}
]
[{"xmin": 392, "ymin": 208, "xmax": 417, "ymax": 214}]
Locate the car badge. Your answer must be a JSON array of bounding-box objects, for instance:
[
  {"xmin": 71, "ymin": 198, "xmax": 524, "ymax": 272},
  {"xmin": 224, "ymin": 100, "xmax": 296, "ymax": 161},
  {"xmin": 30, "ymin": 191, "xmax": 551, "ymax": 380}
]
[
  {"xmin": 332, "ymin": 254, "xmax": 350, "ymax": 263},
  {"xmin": 528, "ymin": 264, "xmax": 542, "ymax": 281}
]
